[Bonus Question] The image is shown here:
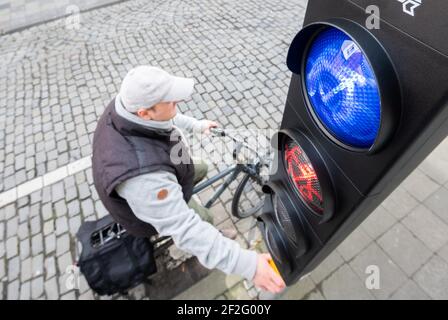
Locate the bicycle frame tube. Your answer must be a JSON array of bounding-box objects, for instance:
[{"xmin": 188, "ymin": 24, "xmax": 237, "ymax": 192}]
[
  {"xmin": 204, "ymin": 166, "xmax": 243, "ymax": 209},
  {"xmin": 192, "ymin": 164, "xmax": 246, "ymax": 209},
  {"xmin": 192, "ymin": 164, "xmax": 238, "ymax": 195}
]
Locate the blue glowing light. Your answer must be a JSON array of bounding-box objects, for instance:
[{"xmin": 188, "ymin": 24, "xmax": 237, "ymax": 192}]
[{"xmin": 304, "ymin": 27, "xmax": 381, "ymax": 149}]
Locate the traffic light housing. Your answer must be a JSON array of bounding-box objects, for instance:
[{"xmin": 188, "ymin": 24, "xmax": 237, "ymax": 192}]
[{"xmin": 258, "ymin": 0, "xmax": 448, "ymax": 285}]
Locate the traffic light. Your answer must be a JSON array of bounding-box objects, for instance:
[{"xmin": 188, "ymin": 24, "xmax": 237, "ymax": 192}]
[{"xmin": 258, "ymin": 0, "xmax": 448, "ymax": 285}]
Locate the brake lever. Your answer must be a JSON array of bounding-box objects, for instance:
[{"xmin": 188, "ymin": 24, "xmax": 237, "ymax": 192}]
[{"xmin": 210, "ymin": 127, "xmax": 226, "ymax": 137}]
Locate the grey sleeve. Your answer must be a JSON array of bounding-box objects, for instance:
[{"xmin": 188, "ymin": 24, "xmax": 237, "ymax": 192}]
[
  {"xmin": 173, "ymin": 113, "xmax": 207, "ymax": 133},
  {"xmin": 115, "ymin": 171, "xmax": 258, "ymax": 280}
]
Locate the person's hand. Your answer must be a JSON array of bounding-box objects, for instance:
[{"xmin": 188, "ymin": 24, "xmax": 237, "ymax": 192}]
[
  {"xmin": 201, "ymin": 120, "xmax": 218, "ymax": 134},
  {"xmin": 252, "ymin": 253, "xmax": 286, "ymax": 294}
]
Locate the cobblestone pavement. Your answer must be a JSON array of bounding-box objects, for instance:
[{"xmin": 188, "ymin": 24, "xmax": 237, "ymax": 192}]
[
  {"xmin": 1, "ymin": 0, "xmax": 448, "ymax": 300},
  {"xmin": 0, "ymin": 0, "xmax": 122, "ymax": 34}
]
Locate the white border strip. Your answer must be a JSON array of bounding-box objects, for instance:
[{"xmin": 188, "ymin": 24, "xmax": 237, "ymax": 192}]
[{"xmin": 0, "ymin": 156, "xmax": 92, "ymax": 208}]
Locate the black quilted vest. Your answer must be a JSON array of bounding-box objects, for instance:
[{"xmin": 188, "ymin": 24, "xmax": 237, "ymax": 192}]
[{"xmin": 92, "ymin": 99, "xmax": 195, "ymax": 237}]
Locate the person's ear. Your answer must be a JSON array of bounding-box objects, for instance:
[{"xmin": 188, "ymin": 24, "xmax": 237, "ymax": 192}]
[{"xmin": 136, "ymin": 108, "xmax": 153, "ymax": 120}]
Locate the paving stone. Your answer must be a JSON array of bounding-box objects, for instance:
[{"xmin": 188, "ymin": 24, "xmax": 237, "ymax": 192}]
[
  {"xmin": 45, "ymin": 276, "xmax": 60, "ymax": 300},
  {"xmin": 1, "ymin": 181, "xmax": 16, "ymax": 197},
  {"xmin": 377, "ymin": 223, "xmax": 432, "ymax": 276},
  {"xmin": 74, "ymin": 172, "xmax": 86, "ymax": 186},
  {"xmin": 67, "ymin": 200, "xmax": 81, "ymax": 217},
  {"xmin": 437, "ymin": 242, "xmax": 448, "ymax": 266},
  {"xmin": 57, "ymin": 250, "xmax": 74, "ymax": 277},
  {"xmin": 280, "ymin": 276, "xmax": 315, "ymax": 300},
  {"xmin": 16, "ymin": 221, "xmax": 29, "ymax": 241},
  {"xmin": 401, "ymin": 169, "xmax": 440, "ymax": 202},
  {"xmin": 349, "ymin": 242, "xmax": 408, "ymax": 299},
  {"xmin": 336, "ymin": 226, "xmax": 372, "ymax": 262},
  {"xmin": 45, "ymin": 256, "xmax": 57, "ymax": 280},
  {"xmin": 56, "ymin": 233, "xmax": 71, "ymax": 257},
  {"xmin": 65, "ymin": 186, "xmax": 78, "ymax": 202},
  {"xmin": 361, "ymin": 205, "xmax": 397, "ymax": 240},
  {"xmin": 390, "ymin": 280, "xmax": 430, "ymax": 300},
  {"xmin": 424, "ymin": 186, "xmax": 448, "ymax": 224},
  {"xmin": 31, "ymin": 233, "xmax": 43, "ymax": 256},
  {"xmin": 30, "ymin": 215, "xmax": 41, "ymax": 235},
  {"xmin": 320, "ymin": 264, "xmax": 374, "ymax": 300},
  {"xmin": 29, "ymin": 203, "xmax": 41, "ymax": 218},
  {"xmin": 402, "ymin": 204, "xmax": 448, "ymax": 252},
  {"xmin": 69, "ymin": 215, "xmax": 81, "ymax": 235},
  {"xmin": 64, "ymin": 176, "xmax": 76, "ymax": 189},
  {"xmin": 31, "ymin": 276, "xmax": 44, "ymax": 299},
  {"xmin": 95, "ymin": 200, "xmax": 109, "ymax": 219},
  {"xmin": 60, "ymin": 291, "xmax": 77, "ymax": 300},
  {"xmin": 381, "ymin": 187, "xmax": 419, "ymax": 220},
  {"xmin": 174, "ymin": 270, "xmax": 240, "ymax": 300},
  {"xmin": 32, "ymin": 254, "xmax": 44, "ymax": 278},
  {"xmin": 0, "ymin": 258, "xmax": 5, "ymax": 280},
  {"xmin": 235, "ymin": 217, "xmax": 257, "ymax": 234},
  {"xmin": 6, "ymin": 216, "xmax": 18, "ymax": 239},
  {"xmin": 51, "ymin": 182, "xmax": 66, "ymax": 202},
  {"xmin": 78, "ymin": 290, "xmax": 95, "ymax": 300},
  {"xmin": 4, "ymin": 204, "xmax": 16, "ymax": 220},
  {"xmin": 56, "ymin": 216, "xmax": 69, "ymax": 236},
  {"xmin": 216, "ymin": 219, "xmax": 237, "ymax": 236},
  {"xmin": 8, "ymin": 256, "xmax": 20, "ymax": 281},
  {"xmin": 18, "ymin": 206, "xmax": 30, "ymax": 224},
  {"xmin": 41, "ymin": 203, "xmax": 53, "ymax": 221},
  {"xmin": 15, "ymin": 170, "xmax": 27, "ymax": 185},
  {"xmin": 7, "ymin": 279, "xmax": 20, "ymax": 300},
  {"xmin": 19, "ymin": 239, "xmax": 30, "ymax": 260},
  {"xmin": 305, "ymin": 289, "xmax": 325, "ymax": 300},
  {"xmin": 41, "ymin": 187, "xmax": 52, "ymax": 204},
  {"xmin": 45, "ymin": 233, "xmax": 56, "ymax": 255},
  {"xmin": 54, "ymin": 200, "xmax": 67, "ymax": 218},
  {"xmin": 80, "ymin": 198, "xmax": 95, "ymax": 218},
  {"xmin": 210, "ymin": 203, "xmax": 230, "ymax": 225},
  {"xmin": 6, "ymin": 236, "xmax": 18, "ymax": 258},
  {"xmin": 19, "ymin": 281, "xmax": 31, "ymax": 300},
  {"xmin": 419, "ymin": 148, "xmax": 448, "ymax": 185},
  {"xmin": 21, "ymin": 257, "xmax": 32, "ymax": 282},
  {"xmin": 310, "ymin": 250, "xmax": 345, "ymax": 284},
  {"xmin": 43, "ymin": 220, "xmax": 54, "ymax": 236},
  {"xmin": 413, "ymin": 255, "xmax": 448, "ymax": 299}
]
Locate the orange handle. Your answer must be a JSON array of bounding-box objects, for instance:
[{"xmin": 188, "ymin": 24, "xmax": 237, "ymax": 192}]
[{"xmin": 269, "ymin": 259, "xmax": 280, "ymax": 275}]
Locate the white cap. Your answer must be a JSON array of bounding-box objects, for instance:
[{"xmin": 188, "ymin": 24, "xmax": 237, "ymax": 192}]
[{"xmin": 118, "ymin": 65, "xmax": 195, "ymax": 113}]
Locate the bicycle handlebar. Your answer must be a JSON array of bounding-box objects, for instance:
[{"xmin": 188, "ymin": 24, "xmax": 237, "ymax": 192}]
[
  {"xmin": 210, "ymin": 127, "xmax": 226, "ymax": 137},
  {"xmin": 210, "ymin": 127, "xmax": 267, "ymax": 161}
]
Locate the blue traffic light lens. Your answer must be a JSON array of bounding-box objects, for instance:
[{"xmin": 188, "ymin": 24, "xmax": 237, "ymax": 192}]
[{"xmin": 304, "ymin": 27, "xmax": 381, "ymax": 149}]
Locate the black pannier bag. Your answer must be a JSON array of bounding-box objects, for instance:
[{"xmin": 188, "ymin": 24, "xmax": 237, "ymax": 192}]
[{"xmin": 76, "ymin": 215, "xmax": 157, "ymax": 296}]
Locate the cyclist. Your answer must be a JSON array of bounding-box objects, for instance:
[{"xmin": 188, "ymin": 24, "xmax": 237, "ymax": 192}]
[{"xmin": 92, "ymin": 65, "xmax": 285, "ymax": 294}]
